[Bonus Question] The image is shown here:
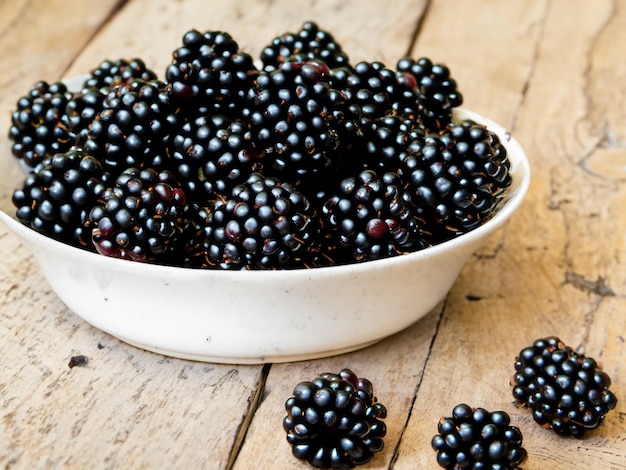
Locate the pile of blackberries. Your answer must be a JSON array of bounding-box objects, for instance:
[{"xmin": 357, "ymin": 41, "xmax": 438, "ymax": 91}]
[{"xmin": 9, "ymin": 21, "xmax": 511, "ymax": 269}]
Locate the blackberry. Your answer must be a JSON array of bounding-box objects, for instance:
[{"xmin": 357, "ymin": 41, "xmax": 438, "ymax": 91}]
[
  {"xmin": 244, "ymin": 60, "xmax": 340, "ymax": 186},
  {"xmin": 399, "ymin": 119, "xmax": 511, "ymax": 242},
  {"xmin": 9, "ymin": 80, "xmax": 75, "ymax": 168},
  {"xmin": 329, "ymin": 61, "xmax": 420, "ymax": 122},
  {"xmin": 84, "ymin": 79, "xmax": 178, "ymax": 175},
  {"xmin": 359, "ymin": 114, "xmax": 425, "ymax": 175},
  {"xmin": 396, "ymin": 57, "xmax": 463, "ymax": 131},
  {"xmin": 432, "ymin": 404, "xmax": 527, "ymax": 470},
  {"xmin": 63, "ymin": 87, "xmax": 108, "ymax": 143},
  {"xmin": 64, "ymin": 58, "xmax": 158, "ymax": 142},
  {"xmin": 321, "ymin": 169, "xmax": 427, "ymax": 264},
  {"xmin": 512, "ymin": 336, "xmax": 618, "ymax": 437},
  {"xmin": 170, "ymin": 114, "xmax": 260, "ymax": 205},
  {"xmin": 11, "ymin": 147, "xmax": 109, "ymax": 248},
  {"xmin": 88, "ymin": 168, "xmax": 188, "ymax": 263},
  {"xmin": 165, "ymin": 29, "xmax": 258, "ymax": 117},
  {"xmin": 194, "ymin": 172, "xmax": 321, "ymax": 270},
  {"xmin": 82, "ymin": 58, "xmax": 157, "ymax": 90},
  {"xmin": 261, "ymin": 21, "xmax": 351, "ymax": 72},
  {"xmin": 283, "ymin": 368, "xmax": 387, "ymax": 469}
]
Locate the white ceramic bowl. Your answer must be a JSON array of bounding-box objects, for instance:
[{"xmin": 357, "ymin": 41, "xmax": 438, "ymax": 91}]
[{"xmin": 0, "ymin": 78, "xmax": 530, "ymax": 363}]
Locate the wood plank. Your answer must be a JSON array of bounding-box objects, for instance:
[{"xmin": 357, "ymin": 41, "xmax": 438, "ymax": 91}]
[
  {"xmin": 234, "ymin": 308, "xmax": 442, "ymax": 469},
  {"xmin": 65, "ymin": 0, "xmax": 428, "ymax": 80},
  {"xmin": 0, "ymin": 1, "xmax": 265, "ymax": 468},
  {"xmin": 394, "ymin": 0, "xmax": 626, "ymax": 468},
  {"xmin": 2, "ymin": 0, "xmax": 624, "ymax": 468}
]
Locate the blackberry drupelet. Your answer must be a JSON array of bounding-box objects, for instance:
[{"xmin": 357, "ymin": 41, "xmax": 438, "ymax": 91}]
[
  {"xmin": 396, "ymin": 57, "xmax": 463, "ymax": 131},
  {"xmin": 11, "ymin": 147, "xmax": 109, "ymax": 248},
  {"xmin": 165, "ymin": 29, "xmax": 258, "ymax": 117},
  {"xmin": 9, "ymin": 80, "xmax": 75, "ymax": 168},
  {"xmin": 84, "ymin": 79, "xmax": 178, "ymax": 175},
  {"xmin": 195, "ymin": 172, "xmax": 321, "ymax": 269},
  {"xmin": 244, "ymin": 60, "xmax": 340, "ymax": 187},
  {"xmin": 432, "ymin": 404, "xmax": 527, "ymax": 470},
  {"xmin": 82, "ymin": 58, "xmax": 157, "ymax": 90},
  {"xmin": 170, "ymin": 114, "xmax": 260, "ymax": 205},
  {"xmin": 283, "ymin": 368, "xmax": 387, "ymax": 469},
  {"xmin": 88, "ymin": 167, "xmax": 188, "ymax": 263},
  {"xmin": 261, "ymin": 21, "xmax": 351, "ymax": 72},
  {"xmin": 400, "ymin": 119, "xmax": 511, "ymax": 243},
  {"xmin": 321, "ymin": 169, "xmax": 427, "ymax": 264},
  {"xmin": 511, "ymin": 336, "xmax": 618, "ymax": 437}
]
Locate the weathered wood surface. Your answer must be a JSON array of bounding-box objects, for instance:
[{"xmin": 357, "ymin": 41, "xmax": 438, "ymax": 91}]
[{"xmin": 0, "ymin": 0, "xmax": 624, "ymax": 469}]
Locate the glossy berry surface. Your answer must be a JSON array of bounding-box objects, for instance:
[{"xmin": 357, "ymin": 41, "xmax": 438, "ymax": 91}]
[
  {"xmin": 170, "ymin": 114, "xmax": 260, "ymax": 204},
  {"xmin": 244, "ymin": 59, "xmax": 339, "ymax": 185},
  {"xmin": 9, "ymin": 80, "xmax": 75, "ymax": 168},
  {"xmin": 284, "ymin": 368, "xmax": 387, "ymax": 469},
  {"xmin": 12, "ymin": 147, "xmax": 109, "ymax": 247},
  {"xmin": 88, "ymin": 167, "xmax": 187, "ymax": 263},
  {"xmin": 400, "ymin": 119, "xmax": 511, "ymax": 242},
  {"xmin": 82, "ymin": 57, "xmax": 157, "ymax": 90},
  {"xmin": 261, "ymin": 21, "xmax": 350, "ymax": 72},
  {"xmin": 321, "ymin": 169, "xmax": 427, "ymax": 263},
  {"xmin": 432, "ymin": 404, "xmax": 527, "ymax": 469},
  {"xmin": 84, "ymin": 79, "xmax": 177, "ymax": 175},
  {"xmin": 165, "ymin": 29, "xmax": 258, "ymax": 118},
  {"xmin": 512, "ymin": 336, "xmax": 618, "ymax": 437},
  {"xmin": 191, "ymin": 172, "xmax": 320, "ymax": 269},
  {"xmin": 396, "ymin": 56, "xmax": 463, "ymax": 130}
]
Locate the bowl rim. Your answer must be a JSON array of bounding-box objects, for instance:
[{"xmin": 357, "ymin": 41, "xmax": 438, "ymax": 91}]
[{"xmin": 1, "ymin": 98, "xmax": 531, "ymax": 281}]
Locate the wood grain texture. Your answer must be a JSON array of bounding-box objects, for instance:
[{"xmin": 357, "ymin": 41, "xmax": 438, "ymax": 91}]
[
  {"xmin": 395, "ymin": 0, "xmax": 626, "ymax": 468},
  {"xmin": 1, "ymin": 0, "xmax": 625, "ymax": 468}
]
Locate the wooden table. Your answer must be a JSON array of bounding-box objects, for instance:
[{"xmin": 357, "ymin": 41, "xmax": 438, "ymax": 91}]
[{"xmin": 1, "ymin": 1, "xmax": 624, "ymax": 468}]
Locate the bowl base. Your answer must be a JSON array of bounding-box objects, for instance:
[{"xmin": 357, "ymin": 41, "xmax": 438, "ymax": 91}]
[{"xmin": 117, "ymin": 336, "xmax": 383, "ymax": 364}]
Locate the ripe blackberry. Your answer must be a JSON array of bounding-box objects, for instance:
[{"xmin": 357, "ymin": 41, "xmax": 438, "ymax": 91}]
[
  {"xmin": 329, "ymin": 61, "xmax": 420, "ymax": 122},
  {"xmin": 283, "ymin": 368, "xmax": 387, "ymax": 469},
  {"xmin": 399, "ymin": 119, "xmax": 511, "ymax": 242},
  {"xmin": 432, "ymin": 404, "xmax": 527, "ymax": 470},
  {"xmin": 170, "ymin": 114, "xmax": 260, "ymax": 205},
  {"xmin": 321, "ymin": 169, "xmax": 427, "ymax": 264},
  {"xmin": 261, "ymin": 21, "xmax": 351, "ymax": 72},
  {"xmin": 396, "ymin": 57, "xmax": 463, "ymax": 131},
  {"xmin": 512, "ymin": 336, "xmax": 618, "ymax": 437},
  {"xmin": 88, "ymin": 168, "xmax": 188, "ymax": 263},
  {"xmin": 82, "ymin": 58, "xmax": 157, "ymax": 90},
  {"xmin": 194, "ymin": 172, "xmax": 321, "ymax": 270},
  {"xmin": 11, "ymin": 147, "xmax": 109, "ymax": 248},
  {"xmin": 165, "ymin": 29, "xmax": 258, "ymax": 117},
  {"xmin": 64, "ymin": 58, "xmax": 158, "ymax": 142},
  {"xmin": 359, "ymin": 114, "xmax": 425, "ymax": 175},
  {"xmin": 244, "ymin": 60, "xmax": 340, "ymax": 185},
  {"xmin": 63, "ymin": 87, "xmax": 108, "ymax": 143},
  {"xmin": 9, "ymin": 80, "xmax": 75, "ymax": 168},
  {"xmin": 84, "ymin": 79, "xmax": 178, "ymax": 175}
]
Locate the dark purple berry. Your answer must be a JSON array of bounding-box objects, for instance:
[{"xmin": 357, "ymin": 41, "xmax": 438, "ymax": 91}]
[
  {"xmin": 512, "ymin": 336, "xmax": 618, "ymax": 437},
  {"xmin": 284, "ymin": 369, "xmax": 386, "ymax": 469},
  {"xmin": 432, "ymin": 404, "xmax": 526, "ymax": 469}
]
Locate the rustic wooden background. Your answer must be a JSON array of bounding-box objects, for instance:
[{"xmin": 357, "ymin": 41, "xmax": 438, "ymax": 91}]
[{"xmin": 0, "ymin": 0, "xmax": 624, "ymax": 468}]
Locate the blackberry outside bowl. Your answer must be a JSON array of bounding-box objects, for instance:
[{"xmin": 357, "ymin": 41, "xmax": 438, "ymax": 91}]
[{"xmin": 0, "ymin": 78, "xmax": 530, "ymax": 364}]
